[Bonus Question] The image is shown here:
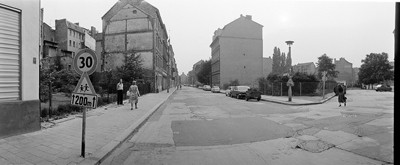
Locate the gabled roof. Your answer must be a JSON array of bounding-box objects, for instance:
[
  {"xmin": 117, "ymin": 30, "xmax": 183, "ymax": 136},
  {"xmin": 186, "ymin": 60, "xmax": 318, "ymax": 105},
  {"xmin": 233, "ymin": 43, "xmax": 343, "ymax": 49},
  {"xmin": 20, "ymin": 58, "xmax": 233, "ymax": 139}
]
[
  {"xmin": 102, "ymin": 0, "xmax": 168, "ymax": 37},
  {"xmin": 222, "ymin": 15, "xmax": 263, "ymax": 30}
]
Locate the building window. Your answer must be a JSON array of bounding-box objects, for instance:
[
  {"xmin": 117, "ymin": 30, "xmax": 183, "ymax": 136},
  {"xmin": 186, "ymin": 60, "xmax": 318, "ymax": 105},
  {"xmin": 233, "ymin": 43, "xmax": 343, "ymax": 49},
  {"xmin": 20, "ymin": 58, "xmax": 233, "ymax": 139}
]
[
  {"xmin": 69, "ymin": 40, "xmax": 71, "ymax": 46},
  {"xmin": 0, "ymin": 6, "xmax": 21, "ymax": 101},
  {"xmin": 133, "ymin": 10, "xmax": 137, "ymax": 14},
  {"xmin": 73, "ymin": 41, "xmax": 75, "ymax": 47}
]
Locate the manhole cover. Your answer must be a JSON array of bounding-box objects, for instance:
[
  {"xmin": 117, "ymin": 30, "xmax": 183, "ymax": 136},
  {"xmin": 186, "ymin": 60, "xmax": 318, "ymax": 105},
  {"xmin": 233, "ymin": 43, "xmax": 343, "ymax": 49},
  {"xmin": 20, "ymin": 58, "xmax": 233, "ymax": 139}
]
[{"xmin": 295, "ymin": 140, "xmax": 334, "ymax": 153}]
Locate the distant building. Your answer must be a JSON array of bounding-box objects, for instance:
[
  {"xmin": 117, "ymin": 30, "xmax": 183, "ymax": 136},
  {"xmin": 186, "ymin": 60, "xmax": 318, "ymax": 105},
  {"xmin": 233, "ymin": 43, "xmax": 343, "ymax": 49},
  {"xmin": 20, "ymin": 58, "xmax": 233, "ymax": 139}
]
[
  {"xmin": 0, "ymin": 1, "xmax": 41, "ymax": 138},
  {"xmin": 210, "ymin": 14, "xmax": 263, "ymax": 87},
  {"xmin": 40, "ymin": 18, "xmax": 97, "ymax": 70},
  {"xmin": 180, "ymin": 72, "xmax": 187, "ymax": 85},
  {"xmin": 292, "ymin": 62, "xmax": 316, "ymax": 75},
  {"xmin": 101, "ymin": 0, "xmax": 175, "ymax": 93},
  {"xmin": 192, "ymin": 60, "xmax": 204, "ymax": 84},
  {"xmin": 263, "ymin": 57, "xmax": 273, "ymax": 77},
  {"xmin": 353, "ymin": 67, "xmax": 359, "ymax": 84},
  {"xmin": 334, "ymin": 58, "xmax": 355, "ymax": 86}
]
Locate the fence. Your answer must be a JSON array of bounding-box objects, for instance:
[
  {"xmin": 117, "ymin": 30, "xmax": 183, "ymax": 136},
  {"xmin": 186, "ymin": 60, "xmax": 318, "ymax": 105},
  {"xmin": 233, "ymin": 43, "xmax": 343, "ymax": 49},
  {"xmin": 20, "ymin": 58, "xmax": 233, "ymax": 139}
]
[{"xmin": 259, "ymin": 81, "xmax": 337, "ymax": 97}]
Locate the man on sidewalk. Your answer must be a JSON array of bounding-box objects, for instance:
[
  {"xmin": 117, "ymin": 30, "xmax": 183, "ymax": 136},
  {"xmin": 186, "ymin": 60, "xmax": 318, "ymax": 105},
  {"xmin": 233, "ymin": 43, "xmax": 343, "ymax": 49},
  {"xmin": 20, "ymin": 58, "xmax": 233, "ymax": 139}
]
[{"xmin": 117, "ymin": 79, "xmax": 124, "ymax": 105}]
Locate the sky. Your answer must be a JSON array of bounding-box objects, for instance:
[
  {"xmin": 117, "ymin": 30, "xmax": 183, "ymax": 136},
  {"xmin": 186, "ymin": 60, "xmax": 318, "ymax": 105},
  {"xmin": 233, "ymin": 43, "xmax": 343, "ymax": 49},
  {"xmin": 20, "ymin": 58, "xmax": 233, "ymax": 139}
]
[{"xmin": 41, "ymin": 0, "xmax": 395, "ymax": 75}]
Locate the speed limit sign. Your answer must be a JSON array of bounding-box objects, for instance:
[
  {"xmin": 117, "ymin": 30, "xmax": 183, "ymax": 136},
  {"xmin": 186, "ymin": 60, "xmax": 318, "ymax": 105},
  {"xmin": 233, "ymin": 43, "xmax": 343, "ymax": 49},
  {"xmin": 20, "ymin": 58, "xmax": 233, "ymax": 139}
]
[{"xmin": 73, "ymin": 49, "xmax": 98, "ymax": 75}]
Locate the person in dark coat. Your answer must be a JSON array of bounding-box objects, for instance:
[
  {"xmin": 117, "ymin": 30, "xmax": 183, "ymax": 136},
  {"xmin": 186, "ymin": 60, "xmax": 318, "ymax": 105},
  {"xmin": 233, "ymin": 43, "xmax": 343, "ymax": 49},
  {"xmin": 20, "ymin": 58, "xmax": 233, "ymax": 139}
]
[
  {"xmin": 337, "ymin": 84, "xmax": 346, "ymax": 107},
  {"xmin": 116, "ymin": 79, "xmax": 124, "ymax": 105}
]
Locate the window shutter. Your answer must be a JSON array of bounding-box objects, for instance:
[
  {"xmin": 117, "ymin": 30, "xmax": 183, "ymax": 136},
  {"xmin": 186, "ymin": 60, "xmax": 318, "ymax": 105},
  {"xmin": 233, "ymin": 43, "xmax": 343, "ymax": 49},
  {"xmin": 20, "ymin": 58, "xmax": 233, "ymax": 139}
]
[{"xmin": 0, "ymin": 5, "xmax": 20, "ymax": 101}]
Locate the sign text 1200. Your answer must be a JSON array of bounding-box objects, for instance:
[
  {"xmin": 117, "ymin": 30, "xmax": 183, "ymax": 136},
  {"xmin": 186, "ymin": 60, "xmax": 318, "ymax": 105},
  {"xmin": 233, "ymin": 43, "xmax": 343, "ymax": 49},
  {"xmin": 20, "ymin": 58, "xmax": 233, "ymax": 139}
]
[{"xmin": 71, "ymin": 94, "xmax": 97, "ymax": 108}]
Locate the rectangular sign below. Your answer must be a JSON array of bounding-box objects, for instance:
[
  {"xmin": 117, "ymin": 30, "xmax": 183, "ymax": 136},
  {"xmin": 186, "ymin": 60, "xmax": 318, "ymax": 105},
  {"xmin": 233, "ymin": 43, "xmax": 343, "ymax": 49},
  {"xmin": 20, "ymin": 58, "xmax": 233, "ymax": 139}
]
[{"xmin": 71, "ymin": 93, "xmax": 97, "ymax": 109}]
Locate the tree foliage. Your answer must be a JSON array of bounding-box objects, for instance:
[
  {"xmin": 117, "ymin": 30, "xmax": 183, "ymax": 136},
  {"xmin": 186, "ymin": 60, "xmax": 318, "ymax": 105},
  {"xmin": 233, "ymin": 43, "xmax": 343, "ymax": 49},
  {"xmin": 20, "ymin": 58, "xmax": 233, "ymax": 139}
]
[
  {"xmin": 272, "ymin": 47, "xmax": 291, "ymax": 75},
  {"xmin": 358, "ymin": 52, "xmax": 393, "ymax": 85},
  {"xmin": 196, "ymin": 60, "xmax": 211, "ymax": 85},
  {"xmin": 316, "ymin": 54, "xmax": 338, "ymax": 79},
  {"xmin": 116, "ymin": 54, "xmax": 144, "ymax": 85}
]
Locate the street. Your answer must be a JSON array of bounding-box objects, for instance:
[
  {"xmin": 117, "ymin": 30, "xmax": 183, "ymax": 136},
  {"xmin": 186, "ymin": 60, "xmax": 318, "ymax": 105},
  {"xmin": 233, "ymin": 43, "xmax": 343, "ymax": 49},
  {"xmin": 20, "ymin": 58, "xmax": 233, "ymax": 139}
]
[{"xmin": 102, "ymin": 87, "xmax": 393, "ymax": 165}]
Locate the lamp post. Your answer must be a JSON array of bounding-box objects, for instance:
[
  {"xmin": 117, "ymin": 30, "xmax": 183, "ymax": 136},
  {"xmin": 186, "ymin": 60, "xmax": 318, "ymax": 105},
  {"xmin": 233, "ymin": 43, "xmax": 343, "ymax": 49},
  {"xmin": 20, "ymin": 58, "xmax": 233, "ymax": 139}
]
[
  {"xmin": 285, "ymin": 41, "xmax": 294, "ymax": 102},
  {"xmin": 287, "ymin": 74, "xmax": 294, "ymax": 102}
]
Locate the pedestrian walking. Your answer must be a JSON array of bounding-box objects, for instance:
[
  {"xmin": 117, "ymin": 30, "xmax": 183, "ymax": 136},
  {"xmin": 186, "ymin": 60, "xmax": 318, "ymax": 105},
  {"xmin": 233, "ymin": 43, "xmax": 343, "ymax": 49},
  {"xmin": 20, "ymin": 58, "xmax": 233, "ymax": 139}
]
[
  {"xmin": 337, "ymin": 84, "xmax": 346, "ymax": 107},
  {"xmin": 117, "ymin": 79, "xmax": 124, "ymax": 105},
  {"xmin": 127, "ymin": 80, "xmax": 140, "ymax": 110}
]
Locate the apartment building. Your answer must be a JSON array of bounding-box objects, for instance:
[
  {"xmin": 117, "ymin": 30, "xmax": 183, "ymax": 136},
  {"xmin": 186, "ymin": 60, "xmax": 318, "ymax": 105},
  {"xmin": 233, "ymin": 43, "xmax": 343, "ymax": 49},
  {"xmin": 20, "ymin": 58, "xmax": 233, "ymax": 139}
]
[
  {"xmin": 101, "ymin": 0, "xmax": 176, "ymax": 92},
  {"xmin": 210, "ymin": 15, "xmax": 263, "ymax": 87},
  {"xmin": 334, "ymin": 57, "xmax": 355, "ymax": 85},
  {"xmin": 292, "ymin": 62, "xmax": 316, "ymax": 75},
  {"xmin": 40, "ymin": 18, "xmax": 97, "ymax": 70}
]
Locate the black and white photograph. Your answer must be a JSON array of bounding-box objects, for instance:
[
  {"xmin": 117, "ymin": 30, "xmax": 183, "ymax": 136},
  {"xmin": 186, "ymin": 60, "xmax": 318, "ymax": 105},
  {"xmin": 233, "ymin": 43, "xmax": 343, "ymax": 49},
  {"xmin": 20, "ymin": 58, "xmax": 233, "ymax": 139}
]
[{"xmin": 0, "ymin": 0, "xmax": 395, "ymax": 164}]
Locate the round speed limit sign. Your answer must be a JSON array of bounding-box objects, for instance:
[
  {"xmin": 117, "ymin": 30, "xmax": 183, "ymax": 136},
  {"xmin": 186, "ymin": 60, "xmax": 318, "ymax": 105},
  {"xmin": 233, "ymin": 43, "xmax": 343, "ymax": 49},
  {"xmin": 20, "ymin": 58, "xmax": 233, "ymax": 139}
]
[{"xmin": 73, "ymin": 49, "xmax": 98, "ymax": 75}]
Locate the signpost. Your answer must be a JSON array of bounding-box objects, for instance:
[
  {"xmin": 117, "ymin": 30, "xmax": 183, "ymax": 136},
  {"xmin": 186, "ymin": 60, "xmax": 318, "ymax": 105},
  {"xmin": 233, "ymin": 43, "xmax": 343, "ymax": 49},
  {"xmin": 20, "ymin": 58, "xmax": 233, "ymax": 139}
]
[{"xmin": 71, "ymin": 48, "xmax": 98, "ymax": 158}]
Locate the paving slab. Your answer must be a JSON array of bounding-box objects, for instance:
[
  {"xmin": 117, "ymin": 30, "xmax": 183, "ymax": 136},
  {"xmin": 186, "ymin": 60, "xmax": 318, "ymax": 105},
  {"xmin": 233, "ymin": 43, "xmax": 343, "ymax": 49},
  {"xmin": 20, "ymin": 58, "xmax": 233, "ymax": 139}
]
[{"xmin": 314, "ymin": 130, "xmax": 359, "ymax": 146}]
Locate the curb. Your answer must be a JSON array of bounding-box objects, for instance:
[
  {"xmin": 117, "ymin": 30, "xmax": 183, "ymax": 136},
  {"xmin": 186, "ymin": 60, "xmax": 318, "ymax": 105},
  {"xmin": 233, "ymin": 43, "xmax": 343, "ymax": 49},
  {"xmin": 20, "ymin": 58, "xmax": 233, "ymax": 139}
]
[
  {"xmin": 80, "ymin": 89, "xmax": 177, "ymax": 165},
  {"xmin": 260, "ymin": 94, "xmax": 336, "ymax": 106}
]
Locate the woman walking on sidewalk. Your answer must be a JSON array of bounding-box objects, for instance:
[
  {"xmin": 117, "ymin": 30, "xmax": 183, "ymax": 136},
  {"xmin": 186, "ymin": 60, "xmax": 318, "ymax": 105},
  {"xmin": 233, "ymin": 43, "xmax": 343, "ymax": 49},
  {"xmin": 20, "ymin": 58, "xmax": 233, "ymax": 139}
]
[{"xmin": 127, "ymin": 81, "xmax": 140, "ymax": 110}]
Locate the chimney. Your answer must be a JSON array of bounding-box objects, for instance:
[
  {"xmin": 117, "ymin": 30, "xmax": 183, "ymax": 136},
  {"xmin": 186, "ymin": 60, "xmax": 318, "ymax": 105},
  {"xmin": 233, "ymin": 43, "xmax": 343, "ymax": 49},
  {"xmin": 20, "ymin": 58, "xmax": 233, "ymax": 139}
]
[
  {"xmin": 245, "ymin": 15, "xmax": 252, "ymax": 20},
  {"xmin": 91, "ymin": 26, "xmax": 96, "ymax": 36}
]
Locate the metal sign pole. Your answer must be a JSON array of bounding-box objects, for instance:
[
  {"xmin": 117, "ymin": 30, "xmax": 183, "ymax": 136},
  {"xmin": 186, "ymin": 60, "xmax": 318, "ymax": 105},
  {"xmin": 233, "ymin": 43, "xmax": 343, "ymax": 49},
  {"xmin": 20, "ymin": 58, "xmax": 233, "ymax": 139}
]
[{"xmin": 81, "ymin": 107, "xmax": 87, "ymax": 157}]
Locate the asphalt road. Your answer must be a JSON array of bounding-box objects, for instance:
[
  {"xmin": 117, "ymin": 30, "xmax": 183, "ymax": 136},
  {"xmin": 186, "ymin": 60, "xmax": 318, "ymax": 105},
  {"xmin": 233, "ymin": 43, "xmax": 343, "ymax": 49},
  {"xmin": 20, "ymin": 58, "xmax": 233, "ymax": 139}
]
[{"xmin": 101, "ymin": 87, "xmax": 393, "ymax": 165}]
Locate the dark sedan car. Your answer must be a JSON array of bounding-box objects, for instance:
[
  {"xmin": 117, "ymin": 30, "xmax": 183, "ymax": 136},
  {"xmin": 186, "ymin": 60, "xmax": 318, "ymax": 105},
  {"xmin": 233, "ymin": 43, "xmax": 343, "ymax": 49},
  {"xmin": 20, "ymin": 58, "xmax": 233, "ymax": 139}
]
[
  {"xmin": 245, "ymin": 88, "xmax": 261, "ymax": 101},
  {"xmin": 230, "ymin": 86, "xmax": 250, "ymax": 99},
  {"xmin": 376, "ymin": 84, "xmax": 392, "ymax": 92}
]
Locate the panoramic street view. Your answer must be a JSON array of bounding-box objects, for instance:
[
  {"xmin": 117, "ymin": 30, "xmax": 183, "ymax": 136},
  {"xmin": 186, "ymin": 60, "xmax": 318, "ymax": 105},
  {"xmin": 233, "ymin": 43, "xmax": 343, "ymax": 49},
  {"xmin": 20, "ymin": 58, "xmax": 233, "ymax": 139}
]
[{"xmin": 0, "ymin": 0, "xmax": 396, "ymax": 164}]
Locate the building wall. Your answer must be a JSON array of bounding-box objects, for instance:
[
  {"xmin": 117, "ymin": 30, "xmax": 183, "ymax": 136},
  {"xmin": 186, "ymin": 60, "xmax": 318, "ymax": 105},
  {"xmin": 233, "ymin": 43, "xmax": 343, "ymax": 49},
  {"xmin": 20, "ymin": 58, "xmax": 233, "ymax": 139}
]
[
  {"xmin": 0, "ymin": 0, "xmax": 40, "ymax": 138},
  {"xmin": 334, "ymin": 58, "xmax": 354, "ymax": 85},
  {"xmin": 102, "ymin": 0, "xmax": 173, "ymax": 93},
  {"xmin": 263, "ymin": 57, "xmax": 272, "ymax": 77},
  {"xmin": 220, "ymin": 37, "xmax": 262, "ymax": 87},
  {"xmin": 211, "ymin": 15, "xmax": 263, "ymax": 88}
]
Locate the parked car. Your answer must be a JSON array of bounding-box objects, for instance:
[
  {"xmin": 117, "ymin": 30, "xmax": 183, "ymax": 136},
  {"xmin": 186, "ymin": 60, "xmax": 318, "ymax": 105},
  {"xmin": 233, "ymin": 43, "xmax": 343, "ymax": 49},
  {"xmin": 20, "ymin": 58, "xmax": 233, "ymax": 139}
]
[
  {"xmin": 230, "ymin": 86, "xmax": 250, "ymax": 99},
  {"xmin": 376, "ymin": 84, "xmax": 392, "ymax": 92},
  {"xmin": 245, "ymin": 88, "xmax": 261, "ymax": 101},
  {"xmin": 203, "ymin": 85, "xmax": 211, "ymax": 91},
  {"xmin": 225, "ymin": 86, "xmax": 234, "ymax": 96},
  {"xmin": 198, "ymin": 85, "xmax": 203, "ymax": 89},
  {"xmin": 211, "ymin": 86, "xmax": 220, "ymax": 93}
]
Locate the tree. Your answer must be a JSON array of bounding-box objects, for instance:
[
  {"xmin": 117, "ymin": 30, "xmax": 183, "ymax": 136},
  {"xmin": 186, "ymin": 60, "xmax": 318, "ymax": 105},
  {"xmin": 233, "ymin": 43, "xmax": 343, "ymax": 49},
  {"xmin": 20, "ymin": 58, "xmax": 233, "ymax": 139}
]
[
  {"xmin": 116, "ymin": 53, "xmax": 144, "ymax": 89},
  {"xmin": 272, "ymin": 47, "xmax": 282, "ymax": 74},
  {"xmin": 272, "ymin": 47, "xmax": 291, "ymax": 75},
  {"xmin": 196, "ymin": 60, "xmax": 211, "ymax": 85},
  {"xmin": 316, "ymin": 54, "xmax": 338, "ymax": 79},
  {"xmin": 358, "ymin": 52, "xmax": 393, "ymax": 85}
]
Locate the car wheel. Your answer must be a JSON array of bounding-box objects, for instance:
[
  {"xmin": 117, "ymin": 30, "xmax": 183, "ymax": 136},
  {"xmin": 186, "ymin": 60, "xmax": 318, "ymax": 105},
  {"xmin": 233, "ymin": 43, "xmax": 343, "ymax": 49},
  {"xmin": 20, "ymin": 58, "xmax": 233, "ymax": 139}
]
[
  {"xmin": 257, "ymin": 97, "xmax": 261, "ymax": 101},
  {"xmin": 246, "ymin": 97, "xmax": 249, "ymax": 101}
]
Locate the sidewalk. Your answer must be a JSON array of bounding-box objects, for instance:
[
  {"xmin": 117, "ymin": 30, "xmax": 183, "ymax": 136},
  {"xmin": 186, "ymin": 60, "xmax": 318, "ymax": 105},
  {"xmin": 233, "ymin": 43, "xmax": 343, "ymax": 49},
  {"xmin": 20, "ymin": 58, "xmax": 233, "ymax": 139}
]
[
  {"xmin": 0, "ymin": 89, "xmax": 176, "ymax": 165},
  {"xmin": 219, "ymin": 90, "xmax": 336, "ymax": 105}
]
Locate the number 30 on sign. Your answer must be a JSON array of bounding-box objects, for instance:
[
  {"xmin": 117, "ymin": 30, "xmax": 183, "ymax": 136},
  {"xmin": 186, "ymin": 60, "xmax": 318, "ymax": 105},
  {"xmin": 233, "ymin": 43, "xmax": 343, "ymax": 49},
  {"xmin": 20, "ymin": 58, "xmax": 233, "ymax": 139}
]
[{"xmin": 71, "ymin": 93, "xmax": 97, "ymax": 109}]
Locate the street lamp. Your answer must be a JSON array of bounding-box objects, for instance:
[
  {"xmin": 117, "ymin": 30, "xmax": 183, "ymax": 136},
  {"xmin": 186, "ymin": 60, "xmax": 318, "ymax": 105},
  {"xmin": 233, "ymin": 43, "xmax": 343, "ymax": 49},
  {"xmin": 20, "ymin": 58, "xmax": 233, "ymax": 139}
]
[{"xmin": 285, "ymin": 41, "xmax": 294, "ymax": 102}]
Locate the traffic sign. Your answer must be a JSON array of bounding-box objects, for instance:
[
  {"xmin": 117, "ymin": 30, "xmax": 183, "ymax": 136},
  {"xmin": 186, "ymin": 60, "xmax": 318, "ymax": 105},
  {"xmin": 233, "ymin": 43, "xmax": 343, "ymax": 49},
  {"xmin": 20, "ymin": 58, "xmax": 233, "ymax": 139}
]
[
  {"xmin": 71, "ymin": 93, "xmax": 97, "ymax": 109},
  {"xmin": 73, "ymin": 72, "xmax": 96, "ymax": 95},
  {"xmin": 73, "ymin": 49, "xmax": 98, "ymax": 75}
]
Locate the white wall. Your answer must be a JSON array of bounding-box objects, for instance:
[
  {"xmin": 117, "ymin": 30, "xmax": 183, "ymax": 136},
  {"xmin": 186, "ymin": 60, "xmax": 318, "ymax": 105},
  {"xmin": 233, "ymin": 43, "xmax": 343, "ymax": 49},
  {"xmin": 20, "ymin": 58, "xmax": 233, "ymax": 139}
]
[{"xmin": 1, "ymin": 0, "xmax": 40, "ymax": 101}]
